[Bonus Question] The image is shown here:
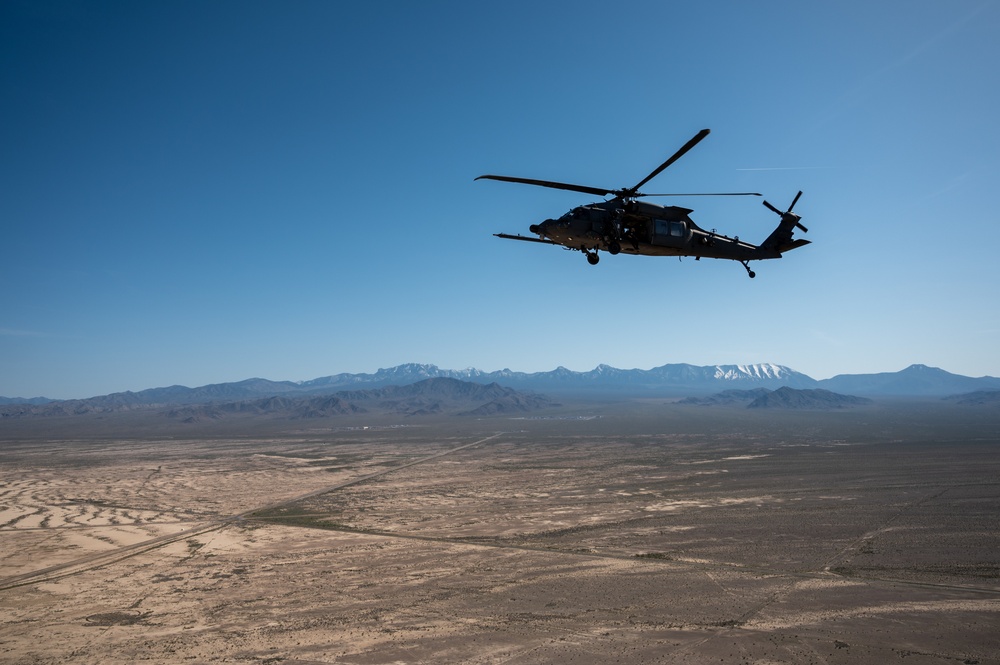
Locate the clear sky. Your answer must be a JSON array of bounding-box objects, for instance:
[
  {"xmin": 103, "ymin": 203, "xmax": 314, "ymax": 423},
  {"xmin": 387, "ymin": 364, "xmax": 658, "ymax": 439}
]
[{"xmin": 3, "ymin": 1, "xmax": 999, "ymax": 399}]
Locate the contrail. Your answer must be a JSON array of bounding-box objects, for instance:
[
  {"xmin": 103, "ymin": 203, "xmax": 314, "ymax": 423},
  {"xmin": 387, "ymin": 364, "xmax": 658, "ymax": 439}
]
[{"xmin": 735, "ymin": 167, "xmax": 831, "ymax": 172}]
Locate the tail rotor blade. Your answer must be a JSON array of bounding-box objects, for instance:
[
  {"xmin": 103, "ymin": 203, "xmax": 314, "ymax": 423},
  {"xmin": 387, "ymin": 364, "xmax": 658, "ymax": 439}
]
[
  {"xmin": 762, "ymin": 200, "xmax": 783, "ymax": 216},
  {"xmin": 788, "ymin": 190, "xmax": 803, "ymax": 213}
]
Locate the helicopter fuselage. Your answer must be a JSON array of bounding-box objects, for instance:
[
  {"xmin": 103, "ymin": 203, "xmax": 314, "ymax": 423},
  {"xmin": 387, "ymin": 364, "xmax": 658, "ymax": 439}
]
[{"xmin": 530, "ymin": 198, "xmax": 776, "ymax": 262}]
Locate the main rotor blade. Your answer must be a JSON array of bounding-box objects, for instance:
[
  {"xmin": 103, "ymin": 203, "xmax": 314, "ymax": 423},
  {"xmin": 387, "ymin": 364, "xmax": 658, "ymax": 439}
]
[
  {"xmin": 641, "ymin": 192, "xmax": 762, "ymax": 197},
  {"xmin": 475, "ymin": 175, "xmax": 611, "ymax": 198},
  {"xmin": 630, "ymin": 128, "xmax": 711, "ymax": 194}
]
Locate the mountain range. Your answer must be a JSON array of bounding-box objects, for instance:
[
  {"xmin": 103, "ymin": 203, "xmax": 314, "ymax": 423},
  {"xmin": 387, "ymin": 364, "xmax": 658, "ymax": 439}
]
[
  {"xmin": 164, "ymin": 379, "xmax": 555, "ymax": 422},
  {"xmin": 2, "ymin": 362, "xmax": 999, "ymax": 410},
  {"xmin": 0, "ymin": 378, "xmax": 556, "ymax": 421}
]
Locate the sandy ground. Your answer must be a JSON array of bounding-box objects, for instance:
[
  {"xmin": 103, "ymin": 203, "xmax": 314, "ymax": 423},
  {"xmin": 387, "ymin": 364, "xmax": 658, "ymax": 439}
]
[{"xmin": 1, "ymin": 406, "xmax": 999, "ymax": 664}]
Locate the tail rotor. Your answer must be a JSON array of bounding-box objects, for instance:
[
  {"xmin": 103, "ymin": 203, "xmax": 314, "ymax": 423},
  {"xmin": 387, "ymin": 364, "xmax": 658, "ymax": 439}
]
[{"xmin": 763, "ymin": 191, "xmax": 807, "ymax": 233}]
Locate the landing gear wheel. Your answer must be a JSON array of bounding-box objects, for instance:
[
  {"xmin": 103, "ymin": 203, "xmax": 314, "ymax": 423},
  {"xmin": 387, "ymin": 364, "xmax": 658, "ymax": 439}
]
[
  {"xmin": 587, "ymin": 252, "xmax": 600, "ymax": 265},
  {"xmin": 740, "ymin": 260, "xmax": 756, "ymax": 278},
  {"xmin": 608, "ymin": 241, "xmax": 621, "ymax": 255},
  {"xmin": 748, "ymin": 270, "xmax": 756, "ymax": 279}
]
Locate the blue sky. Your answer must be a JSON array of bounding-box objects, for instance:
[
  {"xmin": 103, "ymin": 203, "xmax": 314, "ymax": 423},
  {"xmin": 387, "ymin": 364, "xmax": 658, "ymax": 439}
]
[{"xmin": 3, "ymin": 1, "xmax": 999, "ymax": 399}]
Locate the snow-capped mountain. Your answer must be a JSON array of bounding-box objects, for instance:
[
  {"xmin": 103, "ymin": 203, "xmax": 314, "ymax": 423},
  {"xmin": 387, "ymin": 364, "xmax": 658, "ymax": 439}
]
[{"xmin": 295, "ymin": 362, "xmax": 817, "ymax": 395}]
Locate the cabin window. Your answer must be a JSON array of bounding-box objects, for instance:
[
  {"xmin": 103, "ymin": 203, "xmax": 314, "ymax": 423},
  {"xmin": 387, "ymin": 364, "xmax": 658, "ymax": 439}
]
[{"xmin": 654, "ymin": 219, "xmax": 686, "ymax": 237}]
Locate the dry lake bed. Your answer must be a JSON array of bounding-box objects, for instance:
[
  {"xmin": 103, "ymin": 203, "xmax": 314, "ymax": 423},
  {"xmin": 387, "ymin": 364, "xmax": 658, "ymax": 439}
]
[{"xmin": 1, "ymin": 400, "xmax": 998, "ymax": 663}]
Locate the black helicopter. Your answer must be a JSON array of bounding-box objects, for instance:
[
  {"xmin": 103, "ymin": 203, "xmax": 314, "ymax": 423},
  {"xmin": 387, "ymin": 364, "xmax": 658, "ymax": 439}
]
[{"xmin": 476, "ymin": 129, "xmax": 808, "ymax": 278}]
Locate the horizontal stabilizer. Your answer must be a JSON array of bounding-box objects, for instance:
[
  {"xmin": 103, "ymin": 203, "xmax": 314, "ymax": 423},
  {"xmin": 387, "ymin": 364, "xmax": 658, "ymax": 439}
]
[{"xmin": 777, "ymin": 238, "xmax": 811, "ymax": 253}]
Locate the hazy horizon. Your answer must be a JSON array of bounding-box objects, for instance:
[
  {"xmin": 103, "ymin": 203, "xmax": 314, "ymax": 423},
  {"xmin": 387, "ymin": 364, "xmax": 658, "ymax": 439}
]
[{"xmin": 3, "ymin": 359, "xmax": 995, "ymax": 402}]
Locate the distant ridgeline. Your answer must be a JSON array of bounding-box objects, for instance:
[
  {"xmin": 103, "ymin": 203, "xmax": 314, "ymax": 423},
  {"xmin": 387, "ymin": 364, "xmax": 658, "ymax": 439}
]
[
  {"xmin": 2, "ymin": 363, "xmax": 999, "ymax": 419},
  {"xmin": 0, "ymin": 378, "xmax": 558, "ymax": 421},
  {"xmin": 680, "ymin": 387, "xmax": 874, "ymax": 409},
  {"xmin": 258, "ymin": 362, "xmax": 1000, "ymax": 397}
]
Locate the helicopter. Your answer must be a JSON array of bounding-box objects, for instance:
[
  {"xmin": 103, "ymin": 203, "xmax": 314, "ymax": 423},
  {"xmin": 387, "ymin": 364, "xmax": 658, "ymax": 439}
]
[{"xmin": 476, "ymin": 128, "xmax": 809, "ymax": 278}]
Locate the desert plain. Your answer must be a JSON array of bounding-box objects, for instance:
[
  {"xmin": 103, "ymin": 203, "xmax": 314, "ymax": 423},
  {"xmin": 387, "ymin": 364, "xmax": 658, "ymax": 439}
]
[{"xmin": 1, "ymin": 399, "xmax": 999, "ymax": 664}]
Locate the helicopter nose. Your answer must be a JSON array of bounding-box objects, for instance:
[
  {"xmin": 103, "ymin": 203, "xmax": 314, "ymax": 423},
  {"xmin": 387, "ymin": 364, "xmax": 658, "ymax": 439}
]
[{"xmin": 531, "ymin": 219, "xmax": 555, "ymax": 236}]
